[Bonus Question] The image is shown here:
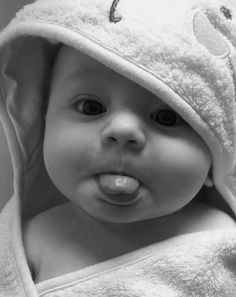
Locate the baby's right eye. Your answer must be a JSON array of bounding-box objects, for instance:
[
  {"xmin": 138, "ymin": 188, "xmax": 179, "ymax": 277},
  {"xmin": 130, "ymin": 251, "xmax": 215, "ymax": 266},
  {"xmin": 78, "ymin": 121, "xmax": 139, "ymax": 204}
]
[{"xmin": 75, "ymin": 98, "xmax": 107, "ymax": 115}]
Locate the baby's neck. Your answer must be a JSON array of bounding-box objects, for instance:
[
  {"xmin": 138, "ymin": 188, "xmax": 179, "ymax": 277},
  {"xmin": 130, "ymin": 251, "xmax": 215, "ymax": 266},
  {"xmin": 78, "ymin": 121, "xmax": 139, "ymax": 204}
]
[{"xmin": 63, "ymin": 201, "xmax": 203, "ymax": 251}]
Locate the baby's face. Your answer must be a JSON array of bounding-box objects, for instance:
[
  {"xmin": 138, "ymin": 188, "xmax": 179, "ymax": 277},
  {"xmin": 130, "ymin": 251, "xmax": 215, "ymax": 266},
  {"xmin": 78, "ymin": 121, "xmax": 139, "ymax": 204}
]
[{"xmin": 43, "ymin": 45, "xmax": 211, "ymax": 224}]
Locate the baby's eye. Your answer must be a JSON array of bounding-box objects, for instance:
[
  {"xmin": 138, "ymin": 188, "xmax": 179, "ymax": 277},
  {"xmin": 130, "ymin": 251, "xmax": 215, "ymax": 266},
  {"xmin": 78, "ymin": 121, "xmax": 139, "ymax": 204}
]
[
  {"xmin": 75, "ymin": 98, "xmax": 106, "ymax": 115},
  {"xmin": 151, "ymin": 108, "xmax": 184, "ymax": 127}
]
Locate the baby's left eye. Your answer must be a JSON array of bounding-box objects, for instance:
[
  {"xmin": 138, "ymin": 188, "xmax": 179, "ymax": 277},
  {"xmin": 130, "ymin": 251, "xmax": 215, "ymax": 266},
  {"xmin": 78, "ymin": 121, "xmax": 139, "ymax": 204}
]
[
  {"xmin": 75, "ymin": 99, "xmax": 106, "ymax": 115},
  {"xmin": 151, "ymin": 109, "xmax": 184, "ymax": 127}
]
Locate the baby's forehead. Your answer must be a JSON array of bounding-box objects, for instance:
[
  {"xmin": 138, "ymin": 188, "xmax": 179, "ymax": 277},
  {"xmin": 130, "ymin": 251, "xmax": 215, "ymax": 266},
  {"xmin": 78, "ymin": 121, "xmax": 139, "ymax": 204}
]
[
  {"xmin": 54, "ymin": 45, "xmax": 114, "ymax": 81},
  {"xmin": 52, "ymin": 45, "xmax": 165, "ymax": 106}
]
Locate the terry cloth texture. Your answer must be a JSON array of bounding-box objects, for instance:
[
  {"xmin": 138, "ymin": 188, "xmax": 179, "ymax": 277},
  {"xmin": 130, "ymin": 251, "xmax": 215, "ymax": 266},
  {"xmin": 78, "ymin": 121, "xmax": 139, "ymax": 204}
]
[{"xmin": 0, "ymin": 0, "xmax": 235, "ymax": 296}]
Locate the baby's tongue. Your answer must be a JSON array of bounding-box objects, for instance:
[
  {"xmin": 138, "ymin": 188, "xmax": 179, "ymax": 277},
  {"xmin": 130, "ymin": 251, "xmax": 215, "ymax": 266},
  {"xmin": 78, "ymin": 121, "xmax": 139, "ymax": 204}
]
[{"xmin": 98, "ymin": 173, "xmax": 140, "ymax": 195}]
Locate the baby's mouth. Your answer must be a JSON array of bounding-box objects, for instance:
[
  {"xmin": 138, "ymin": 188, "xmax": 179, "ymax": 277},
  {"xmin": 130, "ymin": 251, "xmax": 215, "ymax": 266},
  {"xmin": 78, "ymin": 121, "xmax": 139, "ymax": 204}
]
[{"xmin": 96, "ymin": 173, "xmax": 141, "ymax": 205}]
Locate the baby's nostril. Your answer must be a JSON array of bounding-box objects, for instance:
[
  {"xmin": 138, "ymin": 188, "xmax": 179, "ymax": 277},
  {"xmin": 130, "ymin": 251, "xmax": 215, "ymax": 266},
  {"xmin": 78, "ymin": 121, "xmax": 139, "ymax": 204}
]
[{"xmin": 220, "ymin": 6, "xmax": 232, "ymax": 20}]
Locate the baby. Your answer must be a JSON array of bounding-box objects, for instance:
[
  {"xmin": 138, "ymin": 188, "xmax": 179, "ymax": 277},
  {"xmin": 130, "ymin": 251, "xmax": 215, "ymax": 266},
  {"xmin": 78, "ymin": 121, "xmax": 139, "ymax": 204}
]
[
  {"xmin": 0, "ymin": 0, "xmax": 236, "ymax": 296},
  {"xmin": 23, "ymin": 45, "xmax": 235, "ymax": 283}
]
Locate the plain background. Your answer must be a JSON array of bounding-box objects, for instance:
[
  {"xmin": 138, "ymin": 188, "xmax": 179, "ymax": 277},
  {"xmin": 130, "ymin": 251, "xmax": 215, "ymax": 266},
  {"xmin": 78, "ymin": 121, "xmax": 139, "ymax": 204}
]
[{"xmin": 0, "ymin": 0, "xmax": 33, "ymax": 209}]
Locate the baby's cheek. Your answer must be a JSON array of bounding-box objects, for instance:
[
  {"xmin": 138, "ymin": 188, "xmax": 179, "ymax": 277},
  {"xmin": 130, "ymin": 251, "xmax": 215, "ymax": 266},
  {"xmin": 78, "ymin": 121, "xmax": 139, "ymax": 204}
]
[
  {"xmin": 43, "ymin": 122, "xmax": 98, "ymax": 186},
  {"xmin": 169, "ymin": 136, "xmax": 211, "ymax": 188},
  {"xmin": 153, "ymin": 133, "xmax": 211, "ymax": 192}
]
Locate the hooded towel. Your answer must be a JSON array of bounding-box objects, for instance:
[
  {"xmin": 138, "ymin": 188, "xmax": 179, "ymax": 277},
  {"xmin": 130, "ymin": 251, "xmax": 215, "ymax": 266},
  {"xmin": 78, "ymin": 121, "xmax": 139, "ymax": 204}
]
[{"xmin": 0, "ymin": 0, "xmax": 236, "ymax": 296}]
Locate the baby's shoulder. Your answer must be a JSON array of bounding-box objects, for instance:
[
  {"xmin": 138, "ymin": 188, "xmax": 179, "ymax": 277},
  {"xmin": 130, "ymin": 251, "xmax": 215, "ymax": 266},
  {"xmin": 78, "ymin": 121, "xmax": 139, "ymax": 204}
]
[
  {"xmin": 22, "ymin": 203, "xmax": 69, "ymax": 279},
  {"xmin": 183, "ymin": 200, "xmax": 236, "ymax": 232}
]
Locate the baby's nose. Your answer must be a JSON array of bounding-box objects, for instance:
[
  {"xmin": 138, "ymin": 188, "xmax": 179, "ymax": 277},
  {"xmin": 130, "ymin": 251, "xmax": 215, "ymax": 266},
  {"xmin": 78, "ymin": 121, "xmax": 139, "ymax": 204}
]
[{"xmin": 101, "ymin": 113, "xmax": 146, "ymax": 150}]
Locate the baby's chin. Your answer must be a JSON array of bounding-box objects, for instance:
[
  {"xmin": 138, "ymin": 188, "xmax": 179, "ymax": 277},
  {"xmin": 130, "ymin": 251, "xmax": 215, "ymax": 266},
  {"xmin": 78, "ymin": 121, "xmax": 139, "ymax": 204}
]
[
  {"xmin": 67, "ymin": 183, "xmax": 191, "ymax": 225},
  {"xmin": 76, "ymin": 200, "xmax": 177, "ymax": 225}
]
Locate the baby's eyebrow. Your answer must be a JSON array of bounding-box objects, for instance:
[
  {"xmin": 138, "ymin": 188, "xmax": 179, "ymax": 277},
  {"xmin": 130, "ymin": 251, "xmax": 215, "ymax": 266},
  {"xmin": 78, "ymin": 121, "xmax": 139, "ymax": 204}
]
[
  {"xmin": 66, "ymin": 65, "xmax": 107, "ymax": 82},
  {"xmin": 66, "ymin": 70, "xmax": 96, "ymax": 82}
]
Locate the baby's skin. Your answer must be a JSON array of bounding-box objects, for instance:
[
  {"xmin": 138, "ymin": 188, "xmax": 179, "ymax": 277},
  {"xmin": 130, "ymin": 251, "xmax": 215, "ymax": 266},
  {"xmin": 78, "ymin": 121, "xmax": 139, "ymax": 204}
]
[{"xmin": 23, "ymin": 45, "xmax": 236, "ymax": 283}]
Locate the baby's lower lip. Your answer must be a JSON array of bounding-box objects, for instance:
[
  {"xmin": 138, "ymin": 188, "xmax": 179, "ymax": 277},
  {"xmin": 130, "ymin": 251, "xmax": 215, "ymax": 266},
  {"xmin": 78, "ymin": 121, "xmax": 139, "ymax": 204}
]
[{"xmin": 95, "ymin": 174, "xmax": 141, "ymax": 206}]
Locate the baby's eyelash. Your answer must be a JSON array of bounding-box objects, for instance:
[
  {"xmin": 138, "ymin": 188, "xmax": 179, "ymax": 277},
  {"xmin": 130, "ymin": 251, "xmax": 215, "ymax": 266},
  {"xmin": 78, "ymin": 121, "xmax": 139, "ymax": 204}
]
[
  {"xmin": 72, "ymin": 96, "xmax": 186, "ymax": 127},
  {"xmin": 150, "ymin": 107, "xmax": 185, "ymax": 127},
  {"xmin": 73, "ymin": 97, "xmax": 106, "ymax": 115}
]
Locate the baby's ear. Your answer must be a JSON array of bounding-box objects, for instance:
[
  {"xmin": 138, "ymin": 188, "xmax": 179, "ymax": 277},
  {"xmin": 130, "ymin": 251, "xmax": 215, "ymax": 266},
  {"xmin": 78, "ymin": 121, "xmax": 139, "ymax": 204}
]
[{"xmin": 204, "ymin": 176, "xmax": 213, "ymax": 187}]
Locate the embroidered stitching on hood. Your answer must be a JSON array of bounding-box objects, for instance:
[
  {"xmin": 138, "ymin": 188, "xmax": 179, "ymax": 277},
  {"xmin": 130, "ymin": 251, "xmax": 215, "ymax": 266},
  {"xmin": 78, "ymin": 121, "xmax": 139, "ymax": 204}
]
[{"xmin": 109, "ymin": 0, "xmax": 122, "ymax": 23}]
